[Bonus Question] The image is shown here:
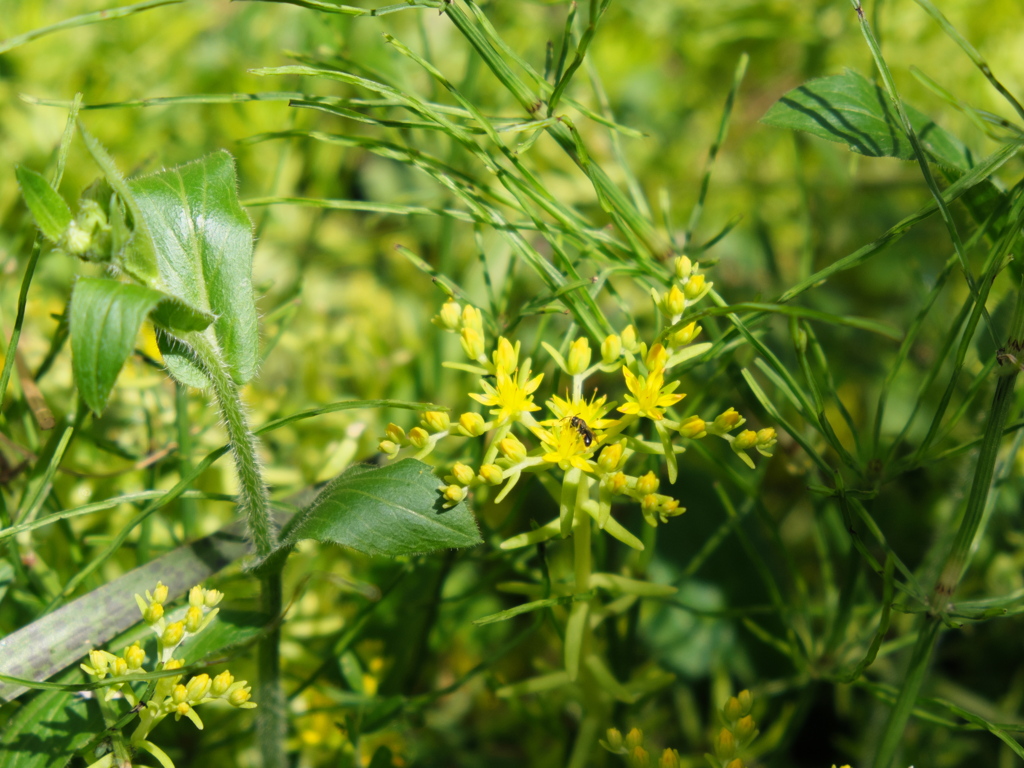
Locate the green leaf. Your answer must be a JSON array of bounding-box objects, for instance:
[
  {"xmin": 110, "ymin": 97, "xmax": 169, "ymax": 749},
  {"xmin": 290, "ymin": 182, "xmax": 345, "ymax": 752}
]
[
  {"xmin": 762, "ymin": 69, "xmax": 970, "ymax": 169},
  {"xmin": 0, "ymin": 668, "xmax": 102, "ymax": 768},
  {"xmin": 177, "ymin": 609, "xmax": 270, "ymax": 662},
  {"xmin": 276, "ymin": 459, "xmax": 482, "ymax": 558},
  {"xmin": 15, "ymin": 165, "xmax": 71, "ymax": 243},
  {"xmin": 69, "ymin": 278, "xmax": 214, "ymax": 413},
  {"xmin": 70, "ymin": 278, "xmax": 165, "ymax": 414},
  {"xmin": 129, "ymin": 151, "xmax": 258, "ymax": 386}
]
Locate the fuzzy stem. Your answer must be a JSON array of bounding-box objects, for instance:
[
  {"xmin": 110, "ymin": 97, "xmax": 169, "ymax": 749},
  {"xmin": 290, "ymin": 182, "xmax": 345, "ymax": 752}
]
[{"xmin": 185, "ymin": 331, "xmax": 285, "ymax": 768}]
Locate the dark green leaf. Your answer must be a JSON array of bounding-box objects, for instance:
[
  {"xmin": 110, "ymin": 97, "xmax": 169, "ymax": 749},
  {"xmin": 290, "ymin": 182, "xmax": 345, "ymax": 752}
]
[
  {"xmin": 762, "ymin": 69, "xmax": 970, "ymax": 169},
  {"xmin": 16, "ymin": 165, "xmax": 71, "ymax": 243},
  {"xmin": 0, "ymin": 668, "xmax": 102, "ymax": 768},
  {"xmin": 70, "ymin": 278, "xmax": 165, "ymax": 414},
  {"xmin": 278, "ymin": 459, "xmax": 482, "ymax": 558},
  {"xmin": 129, "ymin": 151, "xmax": 258, "ymax": 386}
]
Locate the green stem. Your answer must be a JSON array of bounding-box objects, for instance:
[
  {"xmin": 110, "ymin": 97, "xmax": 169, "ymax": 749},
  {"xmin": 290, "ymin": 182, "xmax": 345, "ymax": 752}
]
[{"xmin": 186, "ymin": 330, "xmax": 285, "ymax": 768}]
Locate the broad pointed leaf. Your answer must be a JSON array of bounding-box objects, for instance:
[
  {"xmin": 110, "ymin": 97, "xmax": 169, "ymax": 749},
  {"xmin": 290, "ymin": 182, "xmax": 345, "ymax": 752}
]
[
  {"xmin": 762, "ymin": 69, "xmax": 970, "ymax": 169},
  {"xmin": 129, "ymin": 151, "xmax": 258, "ymax": 387},
  {"xmin": 15, "ymin": 165, "xmax": 71, "ymax": 243},
  {"xmin": 278, "ymin": 459, "xmax": 482, "ymax": 558}
]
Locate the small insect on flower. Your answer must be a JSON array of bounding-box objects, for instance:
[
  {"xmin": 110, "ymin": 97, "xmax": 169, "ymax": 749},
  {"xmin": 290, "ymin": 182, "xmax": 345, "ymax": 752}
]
[{"xmin": 568, "ymin": 415, "xmax": 595, "ymax": 448}]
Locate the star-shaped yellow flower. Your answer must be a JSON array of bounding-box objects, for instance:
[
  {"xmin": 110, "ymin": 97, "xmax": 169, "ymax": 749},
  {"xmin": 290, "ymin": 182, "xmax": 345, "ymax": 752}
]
[
  {"xmin": 538, "ymin": 422, "xmax": 595, "ymax": 473},
  {"xmin": 617, "ymin": 366, "xmax": 685, "ymax": 421},
  {"xmin": 469, "ymin": 367, "xmax": 543, "ymax": 424},
  {"xmin": 544, "ymin": 391, "xmax": 618, "ymax": 431}
]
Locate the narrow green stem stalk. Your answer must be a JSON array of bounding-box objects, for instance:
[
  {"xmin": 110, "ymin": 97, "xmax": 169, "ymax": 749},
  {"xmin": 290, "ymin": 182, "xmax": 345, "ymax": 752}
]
[{"xmin": 187, "ymin": 331, "xmax": 285, "ymax": 768}]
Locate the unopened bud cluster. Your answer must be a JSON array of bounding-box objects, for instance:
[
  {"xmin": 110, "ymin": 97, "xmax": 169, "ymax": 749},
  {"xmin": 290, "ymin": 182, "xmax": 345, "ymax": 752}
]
[
  {"xmin": 81, "ymin": 581, "xmax": 254, "ymax": 766},
  {"xmin": 710, "ymin": 690, "xmax": 759, "ymax": 768},
  {"xmin": 600, "ymin": 727, "xmax": 681, "ymax": 768}
]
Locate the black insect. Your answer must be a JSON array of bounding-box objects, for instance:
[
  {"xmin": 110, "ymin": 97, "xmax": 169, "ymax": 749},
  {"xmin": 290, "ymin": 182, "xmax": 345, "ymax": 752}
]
[{"xmin": 568, "ymin": 415, "xmax": 594, "ymax": 448}]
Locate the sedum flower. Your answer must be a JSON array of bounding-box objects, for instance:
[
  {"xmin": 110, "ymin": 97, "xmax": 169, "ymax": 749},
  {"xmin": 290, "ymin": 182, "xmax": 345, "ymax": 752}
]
[
  {"xmin": 601, "ymin": 334, "xmax": 622, "ymax": 363},
  {"xmin": 433, "ymin": 299, "xmax": 462, "ymax": 331},
  {"xmin": 566, "ymin": 337, "xmax": 592, "ymax": 375},
  {"xmin": 539, "ymin": 422, "xmax": 595, "ymax": 473},
  {"xmin": 421, "ymin": 411, "xmax": 450, "ymax": 432},
  {"xmin": 470, "ymin": 367, "xmax": 543, "ymax": 424},
  {"xmin": 618, "ymin": 367, "xmax": 685, "ymax": 421},
  {"xmin": 492, "ymin": 336, "xmax": 519, "ymax": 373},
  {"xmin": 458, "ymin": 412, "xmax": 487, "ymax": 437},
  {"xmin": 678, "ymin": 415, "xmax": 707, "ymax": 439}
]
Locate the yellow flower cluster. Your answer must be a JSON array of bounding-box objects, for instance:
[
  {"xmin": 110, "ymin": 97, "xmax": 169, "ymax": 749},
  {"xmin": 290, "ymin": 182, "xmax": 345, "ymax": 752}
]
[
  {"xmin": 81, "ymin": 582, "xmax": 254, "ymax": 768},
  {"xmin": 382, "ymin": 272, "xmax": 777, "ymax": 539}
]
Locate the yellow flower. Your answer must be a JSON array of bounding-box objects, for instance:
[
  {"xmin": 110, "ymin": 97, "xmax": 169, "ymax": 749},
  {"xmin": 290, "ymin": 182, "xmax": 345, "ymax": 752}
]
[
  {"xmin": 539, "ymin": 421, "xmax": 595, "ymax": 473},
  {"xmin": 618, "ymin": 367, "xmax": 685, "ymax": 421},
  {"xmin": 545, "ymin": 391, "xmax": 617, "ymax": 430},
  {"xmin": 470, "ymin": 367, "xmax": 543, "ymax": 424}
]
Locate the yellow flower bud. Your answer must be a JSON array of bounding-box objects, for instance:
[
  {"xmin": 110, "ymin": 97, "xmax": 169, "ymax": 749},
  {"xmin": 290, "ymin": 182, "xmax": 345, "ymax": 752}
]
[
  {"xmin": 172, "ymin": 684, "xmax": 189, "ymax": 705},
  {"xmin": 88, "ymin": 649, "xmax": 113, "ymax": 676},
  {"xmin": 421, "ymin": 411, "xmax": 451, "ymax": 432},
  {"xmin": 188, "ymin": 585, "xmax": 204, "ymax": 608},
  {"xmin": 724, "ymin": 694, "xmax": 744, "ymax": 721},
  {"xmin": 645, "ymin": 343, "xmax": 668, "ymax": 372},
  {"xmin": 143, "ymin": 601, "xmax": 164, "ymax": 625},
  {"xmin": 711, "ymin": 407, "xmax": 745, "ymax": 434},
  {"xmin": 669, "ymin": 321, "xmax": 701, "ymax": 347},
  {"xmin": 499, "ymin": 435, "xmax": 528, "ymax": 463},
  {"xmin": 162, "ymin": 620, "xmax": 185, "ymax": 647},
  {"xmin": 620, "ymin": 324, "xmax": 639, "ymax": 353},
  {"xmin": 674, "ymin": 255, "xmax": 693, "ymax": 279},
  {"xmin": 683, "ymin": 273, "xmax": 707, "ymax": 300},
  {"xmin": 659, "ymin": 748, "xmax": 681, "ymax": 768},
  {"xmin": 624, "ymin": 728, "xmax": 644, "ymax": 751},
  {"xmin": 185, "ymin": 605, "xmax": 204, "ymax": 634},
  {"xmin": 461, "ymin": 304, "xmax": 483, "ymax": 333},
  {"xmin": 433, "ymin": 299, "xmax": 462, "ymax": 331},
  {"xmin": 725, "ymin": 760, "xmax": 745, "ymax": 768},
  {"xmin": 659, "ymin": 285, "xmax": 686, "ymax": 317},
  {"xmin": 112, "ymin": 657, "xmax": 128, "ymax": 676},
  {"xmin": 407, "ymin": 427, "xmax": 430, "ymax": 449},
  {"xmin": 492, "ymin": 337, "xmax": 519, "ymax": 373},
  {"xmin": 460, "ymin": 327, "xmax": 485, "ymax": 360},
  {"xmin": 211, "ymin": 670, "xmax": 235, "ymax": 696},
  {"xmin": 124, "ymin": 643, "xmax": 145, "ymax": 671},
  {"xmin": 756, "ymin": 427, "xmax": 778, "ymax": 457},
  {"xmin": 597, "ymin": 440, "xmax": 625, "ymax": 472},
  {"xmin": 636, "ymin": 471, "xmax": 660, "ymax": 495},
  {"xmin": 185, "ymin": 674, "xmax": 212, "ymax": 703},
  {"xmin": 450, "ymin": 462, "xmax": 476, "ymax": 486},
  {"xmin": 678, "ymin": 415, "xmax": 706, "ymax": 439},
  {"xmin": 443, "ymin": 484, "xmax": 467, "ymax": 504},
  {"xmin": 659, "ymin": 498, "xmax": 683, "ymax": 520},
  {"xmin": 733, "ymin": 429, "xmax": 758, "ymax": 451},
  {"xmin": 566, "ymin": 337, "xmax": 592, "ymax": 375},
  {"xmin": 164, "ymin": 658, "xmax": 184, "ymax": 671},
  {"xmin": 608, "ymin": 471, "xmax": 629, "ymax": 494},
  {"xmin": 627, "ymin": 746, "xmax": 650, "ymax": 768},
  {"xmin": 378, "ymin": 439, "xmax": 400, "ymax": 456},
  {"xmin": 604, "ymin": 727, "xmax": 624, "ymax": 752},
  {"xmin": 385, "ymin": 423, "xmax": 406, "ymax": 443},
  {"xmin": 714, "ymin": 728, "xmax": 737, "ymax": 760},
  {"xmin": 458, "ymin": 412, "xmax": 487, "ymax": 437},
  {"xmin": 151, "ymin": 582, "xmax": 169, "ymax": 605},
  {"xmin": 175, "ymin": 701, "xmax": 192, "ymax": 717},
  {"xmin": 203, "ymin": 589, "xmax": 223, "ymax": 608},
  {"xmin": 735, "ymin": 714, "xmax": 756, "ymax": 740},
  {"xmin": 228, "ymin": 684, "xmax": 253, "ymax": 708},
  {"xmin": 478, "ymin": 464, "xmax": 504, "ymax": 485},
  {"xmin": 736, "ymin": 689, "xmax": 753, "ymax": 716},
  {"xmin": 601, "ymin": 334, "xmax": 622, "ymax": 363},
  {"xmin": 641, "ymin": 494, "xmax": 660, "ymax": 514}
]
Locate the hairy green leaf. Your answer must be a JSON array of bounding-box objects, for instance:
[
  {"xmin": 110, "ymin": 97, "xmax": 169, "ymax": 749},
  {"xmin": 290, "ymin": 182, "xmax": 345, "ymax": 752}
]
[
  {"xmin": 278, "ymin": 459, "xmax": 482, "ymax": 558},
  {"xmin": 15, "ymin": 165, "xmax": 71, "ymax": 243},
  {"xmin": 129, "ymin": 151, "xmax": 258, "ymax": 387},
  {"xmin": 762, "ymin": 69, "xmax": 970, "ymax": 169}
]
